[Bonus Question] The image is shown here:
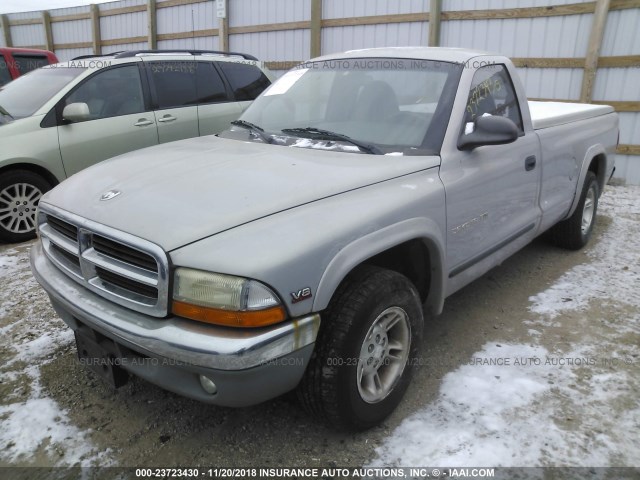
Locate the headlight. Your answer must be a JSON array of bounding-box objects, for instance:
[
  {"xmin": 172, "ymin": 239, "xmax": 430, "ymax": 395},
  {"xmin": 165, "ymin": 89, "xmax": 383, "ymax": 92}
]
[{"xmin": 172, "ymin": 268, "xmax": 286, "ymax": 328}]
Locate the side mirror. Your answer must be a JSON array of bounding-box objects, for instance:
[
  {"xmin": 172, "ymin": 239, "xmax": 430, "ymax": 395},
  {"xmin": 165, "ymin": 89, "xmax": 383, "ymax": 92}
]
[
  {"xmin": 62, "ymin": 102, "xmax": 90, "ymax": 123},
  {"xmin": 458, "ymin": 115, "xmax": 519, "ymax": 151}
]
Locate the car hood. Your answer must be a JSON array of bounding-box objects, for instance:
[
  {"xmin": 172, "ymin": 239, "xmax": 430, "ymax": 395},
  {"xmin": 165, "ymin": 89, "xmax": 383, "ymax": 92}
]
[{"xmin": 41, "ymin": 136, "xmax": 440, "ymax": 251}]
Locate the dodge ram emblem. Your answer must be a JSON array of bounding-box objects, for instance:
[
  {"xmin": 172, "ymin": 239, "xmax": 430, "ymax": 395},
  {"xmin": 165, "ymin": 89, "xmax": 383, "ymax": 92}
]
[{"xmin": 100, "ymin": 189, "xmax": 121, "ymax": 201}]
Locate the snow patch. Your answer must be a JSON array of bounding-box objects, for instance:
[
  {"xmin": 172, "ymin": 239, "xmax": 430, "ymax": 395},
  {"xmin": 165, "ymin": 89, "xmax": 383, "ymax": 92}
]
[
  {"xmin": 373, "ymin": 342, "xmax": 639, "ymax": 467},
  {"xmin": 0, "ymin": 254, "xmax": 20, "ymax": 271},
  {"xmin": 373, "ymin": 343, "xmax": 557, "ymax": 467},
  {"xmin": 0, "ymin": 397, "xmax": 112, "ymax": 466},
  {"xmin": 529, "ymin": 187, "xmax": 640, "ymax": 319},
  {"xmin": 6, "ymin": 328, "xmax": 74, "ymax": 368},
  {"xmin": 0, "ymin": 242, "xmax": 112, "ymax": 467}
]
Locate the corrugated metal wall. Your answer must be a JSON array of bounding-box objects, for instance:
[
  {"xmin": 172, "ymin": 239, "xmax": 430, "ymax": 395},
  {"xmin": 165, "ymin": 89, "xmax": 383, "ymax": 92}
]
[
  {"xmin": 157, "ymin": 0, "xmax": 219, "ymax": 50},
  {"xmin": 0, "ymin": 0, "xmax": 638, "ymax": 184},
  {"xmin": 322, "ymin": 0, "xmax": 429, "ymax": 55},
  {"xmin": 595, "ymin": 7, "xmax": 640, "ymax": 184},
  {"xmin": 229, "ymin": 0, "xmax": 310, "ymax": 74},
  {"xmin": 441, "ymin": 9, "xmax": 592, "ymax": 100},
  {"xmin": 50, "ymin": 5, "xmax": 93, "ymax": 60},
  {"xmin": 5, "ymin": 12, "xmax": 45, "ymax": 48}
]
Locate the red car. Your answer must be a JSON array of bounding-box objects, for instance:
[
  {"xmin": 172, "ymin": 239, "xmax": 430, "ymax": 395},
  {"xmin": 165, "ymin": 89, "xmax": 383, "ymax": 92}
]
[{"xmin": 0, "ymin": 47, "xmax": 58, "ymax": 86}]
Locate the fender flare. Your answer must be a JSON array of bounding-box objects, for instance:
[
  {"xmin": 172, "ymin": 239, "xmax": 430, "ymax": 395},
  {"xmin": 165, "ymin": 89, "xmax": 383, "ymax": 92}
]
[
  {"xmin": 312, "ymin": 218, "xmax": 447, "ymax": 316},
  {"xmin": 0, "ymin": 159, "xmax": 63, "ymax": 187},
  {"xmin": 565, "ymin": 144, "xmax": 607, "ymax": 220}
]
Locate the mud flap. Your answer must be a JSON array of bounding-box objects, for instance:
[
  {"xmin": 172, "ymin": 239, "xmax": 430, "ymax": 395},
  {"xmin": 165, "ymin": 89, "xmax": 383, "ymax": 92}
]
[{"xmin": 74, "ymin": 331, "xmax": 128, "ymax": 388}]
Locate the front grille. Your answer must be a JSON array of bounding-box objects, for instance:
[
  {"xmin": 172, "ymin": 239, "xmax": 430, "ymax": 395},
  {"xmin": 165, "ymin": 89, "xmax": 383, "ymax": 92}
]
[
  {"xmin": 96, "ymin": 266, "xmax": 159, "ymax": 299},
  {"xmin": 51, "ymin": 243, "xmax": 81, "ymax": 268},
  {"xmin": 93, "ymin": 235, "xmax": 158, "ymax": 273},
  {"xmin": 47, "ymin": 216, "xmax": 78, "ymax": 240},
  {"xmin": 39, "ymin": 206, "xmax": 169, "ymax": 317}
]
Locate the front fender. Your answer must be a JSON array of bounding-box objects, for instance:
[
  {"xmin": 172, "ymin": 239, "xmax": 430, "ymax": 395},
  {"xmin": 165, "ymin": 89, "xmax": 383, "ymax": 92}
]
[
  {"xmin": 0, "ymin": 115, "xmax": 66, "ymax": 182},
  {"xmin": 313, "ymin": 217, "xmax": 446, "ymax": 315},
  {"xmin": 169, "ymin": 168, "xmax": 447, "ymax": 318}
]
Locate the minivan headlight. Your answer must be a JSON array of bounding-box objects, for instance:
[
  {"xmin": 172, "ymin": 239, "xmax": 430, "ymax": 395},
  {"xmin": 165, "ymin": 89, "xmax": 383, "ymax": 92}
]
[{"xmin": 172, "ymin": 268, "xmax": 286, "ymax": 327}]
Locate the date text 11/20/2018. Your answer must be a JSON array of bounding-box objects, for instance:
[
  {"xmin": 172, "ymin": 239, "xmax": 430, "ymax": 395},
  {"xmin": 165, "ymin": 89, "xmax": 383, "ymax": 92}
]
[{"xmin": 134, "ymin": 467, "xmax": 496, "ymax": 478}]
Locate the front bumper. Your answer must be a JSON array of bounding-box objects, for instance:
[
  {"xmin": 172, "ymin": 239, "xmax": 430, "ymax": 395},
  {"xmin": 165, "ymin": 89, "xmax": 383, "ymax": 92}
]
[{"xmin": 30, "ymin": 241, "xmax": 320, "ymax": 406}]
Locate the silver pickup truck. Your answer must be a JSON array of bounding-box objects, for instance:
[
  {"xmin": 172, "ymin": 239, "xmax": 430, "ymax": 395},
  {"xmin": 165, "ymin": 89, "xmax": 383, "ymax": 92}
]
[{"xmin": 30, "ymin": 47, "xmax": 618, "ymax": 430}]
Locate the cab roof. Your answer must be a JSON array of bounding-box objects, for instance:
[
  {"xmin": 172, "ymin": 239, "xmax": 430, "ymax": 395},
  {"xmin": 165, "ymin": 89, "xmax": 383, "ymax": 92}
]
[{"xmin": 312, "ymin": 46, "xmax": 495, "ymax": 64}]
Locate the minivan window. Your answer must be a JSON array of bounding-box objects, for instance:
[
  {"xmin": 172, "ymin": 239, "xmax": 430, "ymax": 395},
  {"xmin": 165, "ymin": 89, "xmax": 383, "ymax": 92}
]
[
  {"xmin": 13, "ymin": 55, "xmax": 50, "ymax": 75},
  {"xmin": 65, "ymin": 65, "xmax": 145, "ymax": 121},
  {"xmin": 148, "ymin": 61, "xmax": 198, "ymax": 109},
  {"xmin": 0, "ymin": 67, "xmax": 85, "ymax": 119},
  {"xmin": 218, "ymin": 62, "xmax": 270, "ymax": 101},
  {"xmin": 196, "ymin": 62, "xmax": 229, "ymax": 104},
  {"xmin": 0, "ymin": 57, "xmax": 11, "ymax": 86}
]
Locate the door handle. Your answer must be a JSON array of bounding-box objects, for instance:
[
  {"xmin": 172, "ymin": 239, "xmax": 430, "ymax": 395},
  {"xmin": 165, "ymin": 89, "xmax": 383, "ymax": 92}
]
[
  {"xmin": 158, "ymin": 115, "xmax": 177, "ymax": 123},
  {"xmin": 525, "ymin": 155, "xmax": 537, "ymax": 171},
  {"xmin": 134, "ymin": 119, "xmax": 154, "ymax": 127}
]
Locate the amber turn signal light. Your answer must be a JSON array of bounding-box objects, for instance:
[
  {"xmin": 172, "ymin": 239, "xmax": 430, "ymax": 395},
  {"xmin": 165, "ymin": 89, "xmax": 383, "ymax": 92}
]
[{"xmin": 173, "ymin": 301, "xmax": 287, "ymax": 328}]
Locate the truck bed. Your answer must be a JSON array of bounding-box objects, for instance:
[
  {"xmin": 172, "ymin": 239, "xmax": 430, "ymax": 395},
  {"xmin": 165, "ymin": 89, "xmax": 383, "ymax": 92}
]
[{"xmin": 528, "ymin": 101, "xmax": 614, "ymax": 130}]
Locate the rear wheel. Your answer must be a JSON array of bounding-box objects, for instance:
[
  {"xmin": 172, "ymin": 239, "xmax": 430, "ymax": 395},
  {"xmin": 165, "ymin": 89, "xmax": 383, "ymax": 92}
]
[
  {"xmin": 0, "ymin": 170, "xmax": 51, "ymax": 243},
  {"xmin": 549, "ymin": 171, "xmax": 599, "ymax": 250},
  {"xmin": 297, "ymin": 265, "xmax": 423, "ymax": 430}
]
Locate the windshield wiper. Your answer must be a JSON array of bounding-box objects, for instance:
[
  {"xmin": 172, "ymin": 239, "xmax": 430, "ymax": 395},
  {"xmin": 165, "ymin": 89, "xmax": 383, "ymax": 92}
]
[
  {"xmin": 230, "ymin": 120, "xmax": 273, "ymax": 144},
  {"xmin": 281, "ymin": 127, "xmax": 383, "ymax": 155}
]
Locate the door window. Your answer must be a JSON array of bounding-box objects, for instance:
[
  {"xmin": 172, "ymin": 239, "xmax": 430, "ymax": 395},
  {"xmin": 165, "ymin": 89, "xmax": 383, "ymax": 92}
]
[
  {"xmin": 64, "ymin": 65, "xmax": 145, "ymax": 121},
  {"xmin": 148, "ymin": 61, "xmax": 199, "ymax": 109},
  {"xmin": 218, "ymin": 62, "xmax": 270, "ymax": 101},
  {"xmin": 465, "ymin": 64, "xmax": 523, "ymax": 132},
  {"xmin": 195, "ymin": 62, "xmax": 229, "ymax": 104}
]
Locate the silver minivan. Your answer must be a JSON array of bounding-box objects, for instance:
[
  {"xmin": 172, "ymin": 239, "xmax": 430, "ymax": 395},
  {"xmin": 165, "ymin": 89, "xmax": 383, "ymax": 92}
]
[{"xmin": 0, "ymin": 49, "xmax": 273, "ymax": 242}]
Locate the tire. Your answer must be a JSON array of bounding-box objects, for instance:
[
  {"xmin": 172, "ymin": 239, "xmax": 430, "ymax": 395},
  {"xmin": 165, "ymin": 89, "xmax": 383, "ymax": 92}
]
[
  {"xmin": 548, "ymin": 171, "xmax": 599, "ymax": 250},
  {"xmin": 297, "ymin": 265, "xmax": 423, "ymax": 430},
  {"xmin": 0, "ymin": 170, "xmax": 51, "ymax": 243}
]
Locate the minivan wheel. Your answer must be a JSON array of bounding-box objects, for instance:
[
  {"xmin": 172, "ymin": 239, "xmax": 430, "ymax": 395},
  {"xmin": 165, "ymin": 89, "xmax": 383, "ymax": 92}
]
[
  {"xmin": 0, "ymin": 170, "xmax": 51, "ymax": 243},
  {"xmin": 297, "ymin": 265, "xmax": 423, "ymax": 430}
]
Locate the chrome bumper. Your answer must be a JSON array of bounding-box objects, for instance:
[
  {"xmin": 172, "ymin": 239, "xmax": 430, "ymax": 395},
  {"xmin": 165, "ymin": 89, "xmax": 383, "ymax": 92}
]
[{"xmin": 30, "ymin": 241, "xmax": 320, "ymax": 371}]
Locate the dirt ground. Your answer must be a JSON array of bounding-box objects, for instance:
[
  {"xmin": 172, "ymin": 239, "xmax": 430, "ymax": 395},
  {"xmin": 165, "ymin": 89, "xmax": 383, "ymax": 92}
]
[{"xmin": 0, "ymin": 186, "xmax": 638, "ymax": 472}]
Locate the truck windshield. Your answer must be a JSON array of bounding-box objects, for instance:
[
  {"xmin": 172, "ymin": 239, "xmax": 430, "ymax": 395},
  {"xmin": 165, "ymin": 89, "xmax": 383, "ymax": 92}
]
[
  {"xmin": 234, "ymin": 58, "xmax": 462, "ymax": 154},
  {"xmin": 0, "ymin": 66, "xmax": 85, "ymax": 119}
]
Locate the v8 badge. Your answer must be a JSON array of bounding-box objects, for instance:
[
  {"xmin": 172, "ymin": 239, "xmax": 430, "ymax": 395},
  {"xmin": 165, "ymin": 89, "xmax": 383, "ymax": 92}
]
[{"xmin": 291, "ymin": 287, "xmax": 312, "ymax": 304}]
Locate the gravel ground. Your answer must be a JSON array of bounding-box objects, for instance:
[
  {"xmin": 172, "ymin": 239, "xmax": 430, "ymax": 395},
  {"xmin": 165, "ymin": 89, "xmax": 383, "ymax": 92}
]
[{"xmin": 0, "ymin": 185, "xmax": 638, "ymax": 473}]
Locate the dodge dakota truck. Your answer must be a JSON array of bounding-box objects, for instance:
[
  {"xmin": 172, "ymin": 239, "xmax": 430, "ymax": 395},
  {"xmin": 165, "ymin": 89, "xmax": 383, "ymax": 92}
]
[{"xmin": 30, "ymin": 47, "xmax": 618, "ymax": 430}]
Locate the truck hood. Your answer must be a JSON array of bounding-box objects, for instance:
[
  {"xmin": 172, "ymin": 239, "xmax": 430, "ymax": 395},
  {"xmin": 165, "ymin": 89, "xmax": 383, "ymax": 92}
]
[{"xmin": 41, "ymin": 136, "xmax": 440, "ymax": 251}]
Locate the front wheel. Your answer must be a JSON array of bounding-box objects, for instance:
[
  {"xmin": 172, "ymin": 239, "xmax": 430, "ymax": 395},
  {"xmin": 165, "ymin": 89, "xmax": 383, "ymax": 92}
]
[
  {"xmin": 549, "ymin": 171, "xmax": 599, "ymax": 250},
  {"xmin": 0, "ymin": 170, "xmax": 51, "ymax": 243},
  {"xmin": 297, "ymin": 265, "xmax": 423, "ymax": 430}
]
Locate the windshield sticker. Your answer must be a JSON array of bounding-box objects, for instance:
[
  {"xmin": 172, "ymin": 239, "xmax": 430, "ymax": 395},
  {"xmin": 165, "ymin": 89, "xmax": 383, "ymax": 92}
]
[
  {"xmin": 264, "ymin": 68, "xmax": 309, "ymax": 96},
  {"xmin": 290, "ymin": 138, "xmax": 360, "ymax": 152}
]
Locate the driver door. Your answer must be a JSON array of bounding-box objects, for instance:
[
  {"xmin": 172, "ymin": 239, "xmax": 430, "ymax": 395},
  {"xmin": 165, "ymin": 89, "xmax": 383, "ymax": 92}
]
[{"xmin": 441, "ymin": 64, "xmax": 541, "ymax": 280}]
